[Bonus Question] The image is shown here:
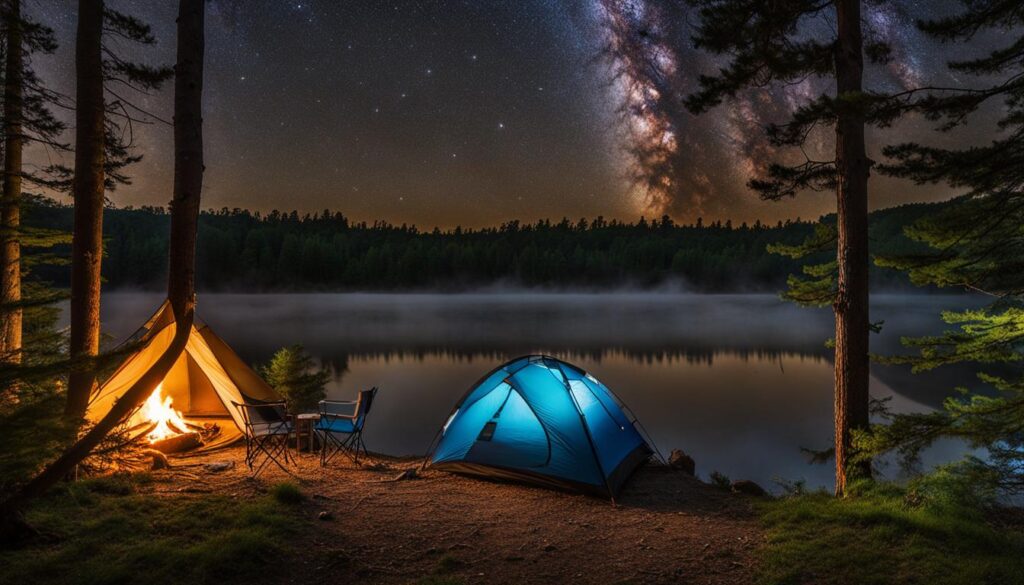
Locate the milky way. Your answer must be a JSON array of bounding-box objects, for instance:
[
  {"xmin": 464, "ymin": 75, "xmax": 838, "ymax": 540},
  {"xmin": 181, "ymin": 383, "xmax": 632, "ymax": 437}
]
[
  {"xmin": 22, "ymin": 0, "xmax": 1004, "ymax": 227},
  {"xmin": 594, "ymin": 0, "xmax": 1001, "ymax": 222}
]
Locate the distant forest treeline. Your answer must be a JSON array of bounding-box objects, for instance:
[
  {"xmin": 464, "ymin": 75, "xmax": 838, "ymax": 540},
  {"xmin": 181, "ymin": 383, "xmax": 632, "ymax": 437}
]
[{"xmin": 23, "ymin": 197, "xmax": 940, "ymax": 292}]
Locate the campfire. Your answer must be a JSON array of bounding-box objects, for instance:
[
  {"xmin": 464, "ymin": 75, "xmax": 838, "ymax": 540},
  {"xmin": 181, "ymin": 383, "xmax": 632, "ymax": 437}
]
[
  {"xmin": 141, "ymin": 384, "xmax": 193, "ymax": 442},
  {"xmin": 132, "ymin": 384, "xmax": 214, "ymax": 453}
]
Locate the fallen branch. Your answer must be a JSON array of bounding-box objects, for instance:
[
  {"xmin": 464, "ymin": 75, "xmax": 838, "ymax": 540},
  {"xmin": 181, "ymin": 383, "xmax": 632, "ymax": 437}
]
[{"xmin": 348, "ymin": 494, "xmax": 371, "ymax": 512}]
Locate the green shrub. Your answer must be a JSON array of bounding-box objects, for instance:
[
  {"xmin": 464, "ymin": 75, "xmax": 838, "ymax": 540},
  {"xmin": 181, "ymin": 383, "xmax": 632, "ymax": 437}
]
[
  {"xmin": 709, "ymin": 470, "xmax": 731, "ymax": 490},
  {"xmin": 260, "ymin": 345, "xmax": 330, "ymax": 414},
  {"xmin": 904, "ymin": 460, "xmax": 999, "ymax": 514},
  {"xmin": 757, "ymin": 479, "xmax": 1024, "ymax": 585}
]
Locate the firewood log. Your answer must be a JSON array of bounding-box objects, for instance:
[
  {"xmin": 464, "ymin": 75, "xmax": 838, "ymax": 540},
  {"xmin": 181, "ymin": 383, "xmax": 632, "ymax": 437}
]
[{"xmin": 149, "ymin": 431, "xmax": 202, "ymax": 454}]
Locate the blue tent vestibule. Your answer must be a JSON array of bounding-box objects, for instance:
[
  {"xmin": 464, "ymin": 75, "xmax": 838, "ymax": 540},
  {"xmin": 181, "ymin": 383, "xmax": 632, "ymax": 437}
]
[{"xmin": 428, "ymin": 355, "xmax": 653, "ymax": 498}]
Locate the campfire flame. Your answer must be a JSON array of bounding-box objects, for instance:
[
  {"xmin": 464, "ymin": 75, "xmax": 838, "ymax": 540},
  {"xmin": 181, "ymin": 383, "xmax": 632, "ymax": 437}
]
[{"xmin": 139, "ymin": 383, "xmax": 192, "ymax": 443}]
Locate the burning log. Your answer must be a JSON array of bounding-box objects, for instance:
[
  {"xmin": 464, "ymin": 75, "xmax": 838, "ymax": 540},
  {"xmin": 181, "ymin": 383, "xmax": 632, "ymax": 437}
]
[
  {"xmin": 127, "ymin": 385, "xmax": 217, "ymax": 454},
  {"xmin": 149, "ymin": 431, "xmax": 202, "ymax": 454},
  {"xmin": 189, "ymin": 421, "xmax": 221, "ymax": 442}
]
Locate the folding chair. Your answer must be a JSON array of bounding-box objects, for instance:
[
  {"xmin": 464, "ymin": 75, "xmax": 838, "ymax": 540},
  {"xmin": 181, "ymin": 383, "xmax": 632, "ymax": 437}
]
[
  {"xmin": 233, "ymin": 401, "xmax": 294, "ymax": 476},
  {"xmin": 317, "ymin": 387, "xmax": 378, "ymax": 466}
]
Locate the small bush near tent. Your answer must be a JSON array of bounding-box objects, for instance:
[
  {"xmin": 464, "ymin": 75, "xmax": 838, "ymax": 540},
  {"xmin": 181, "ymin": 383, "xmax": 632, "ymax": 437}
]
[{"xmin": 260, "ymin": 345, "xmax": 330, "ymax": 414}]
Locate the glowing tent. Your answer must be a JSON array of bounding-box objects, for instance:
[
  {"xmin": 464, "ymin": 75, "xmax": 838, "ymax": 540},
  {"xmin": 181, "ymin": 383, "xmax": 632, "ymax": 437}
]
[
  {"xmin": 86, "ymin": 301, "xmax": 282, "ymax": 446},
  {"xmin": 428, "ymin": 355, "xmax": 653, "ymax": 498}
]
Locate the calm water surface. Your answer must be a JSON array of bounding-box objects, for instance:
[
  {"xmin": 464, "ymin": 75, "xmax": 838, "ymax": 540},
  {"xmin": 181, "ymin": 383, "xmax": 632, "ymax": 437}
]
[{"xmin": 84, "ymin": 292, "xmax": 985, "ymax": 491}]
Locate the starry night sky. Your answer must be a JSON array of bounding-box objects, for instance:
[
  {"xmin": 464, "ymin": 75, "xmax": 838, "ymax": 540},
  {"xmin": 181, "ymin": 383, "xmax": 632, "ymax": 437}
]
[{"xmin": 24, "ymin": 1, "xmax": 1004, "ymax": 228}]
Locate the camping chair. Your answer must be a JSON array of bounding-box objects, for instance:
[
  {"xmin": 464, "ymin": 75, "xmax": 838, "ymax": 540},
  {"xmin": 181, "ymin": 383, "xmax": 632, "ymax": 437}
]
[
  {"xmin": 317, "ymin": 387, "xmax": 378, "ymax": 466},
  {"xmin": 232, "ymin": 401, "xmax": 294, "ymax": 477}
]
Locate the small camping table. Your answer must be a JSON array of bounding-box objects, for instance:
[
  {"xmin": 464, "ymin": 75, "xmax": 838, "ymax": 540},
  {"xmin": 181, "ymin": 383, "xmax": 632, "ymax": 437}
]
[{"xmin": 294, "ymin": 413, "xmax": 320, "ymax": 453}]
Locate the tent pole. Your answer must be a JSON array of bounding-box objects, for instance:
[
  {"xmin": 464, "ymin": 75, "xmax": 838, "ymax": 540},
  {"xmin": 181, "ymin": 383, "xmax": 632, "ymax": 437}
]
[
  {"xmin": 554, "ymin": 360, "xmax": 616, "ymax": 501},
  {"xmin": 421, "ymin": 358, "xmax": 525, "ymax": 469},
  {"xmin": 597, "ymin": 379, "xmax": 666, "ymax": 465},
  {"xmin": 419, "ymin": 426, "xmax": 445, "ymax": 470}
]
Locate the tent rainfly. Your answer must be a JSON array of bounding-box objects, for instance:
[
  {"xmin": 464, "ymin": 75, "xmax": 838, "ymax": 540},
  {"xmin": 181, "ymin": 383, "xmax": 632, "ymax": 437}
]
[
  {"xmin": 86, "ymin": 301, "xmax": 282, "ymax": 437},
  {"xmin": 428, "ymin": 355, "xmax": 653, "ymax": 498}
]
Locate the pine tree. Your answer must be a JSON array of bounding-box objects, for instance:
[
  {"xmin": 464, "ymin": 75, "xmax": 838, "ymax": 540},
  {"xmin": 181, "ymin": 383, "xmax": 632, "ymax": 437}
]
[
  {"xmin": 65, "ymin": 1, "xmax": 173, "ymax": 418},
  {"xmin": 1, "ymin": 0, "xmax": 205, "ymax": 541},
  {"xmin": 0, "ymin": 0, "xmax": 67, "ymax": 368},
  {"xmin": 261, "ymin": 345, "xmax": 329, "ymax": 415},
  {"xmin": 866, "ymin": 1, "xmax": 1024, "ymax": 496},
  {"xmin": 681, "ymin": 0, "xmax": 886, "ymax": 495}
]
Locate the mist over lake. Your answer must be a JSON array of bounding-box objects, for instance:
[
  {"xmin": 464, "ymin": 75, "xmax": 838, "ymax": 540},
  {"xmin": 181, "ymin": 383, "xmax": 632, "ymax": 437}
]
[{"xmin": 70, "ymin": 291, "xmax": 984, "ymax": 492}]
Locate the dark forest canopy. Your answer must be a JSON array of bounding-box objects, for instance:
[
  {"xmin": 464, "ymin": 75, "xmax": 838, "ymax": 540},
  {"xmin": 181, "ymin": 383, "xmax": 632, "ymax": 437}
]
[{"xmin": 21, "ymin": 196, "xmax": 943, "ymax": 292}]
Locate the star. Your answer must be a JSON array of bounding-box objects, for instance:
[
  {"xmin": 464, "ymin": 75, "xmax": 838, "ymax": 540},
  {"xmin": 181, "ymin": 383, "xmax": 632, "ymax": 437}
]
[{"xmin": 27, "ymin": 0, "xmax": 978, "ymax": 227}]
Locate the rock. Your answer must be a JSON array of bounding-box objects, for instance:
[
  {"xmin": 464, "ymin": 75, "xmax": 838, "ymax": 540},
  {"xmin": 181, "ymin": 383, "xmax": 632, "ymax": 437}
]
[
  {"xmin": 142, "ymin": 449, "xmax": 170, "ymax": 470},
  {"xmin": 542, "ymin": 543, "xmax": 557, "ymax": 552},
  {"xmin": 385, "ymin": 468, "xmax": 418, "ymax": 482},
  {"xmin": 317, "ymin": 511, "xmax": 334, "ymax": 521},
  {"xmin": 203, "ymin": 461, "xmax": 234, "ymax": 473},
  {"xmin": 667, "ymin": 449, "xmax": 695, "ymax": 475},
  {"xmin": 730, "ymin": 480, "xmax": 767, "ymax": 497}
]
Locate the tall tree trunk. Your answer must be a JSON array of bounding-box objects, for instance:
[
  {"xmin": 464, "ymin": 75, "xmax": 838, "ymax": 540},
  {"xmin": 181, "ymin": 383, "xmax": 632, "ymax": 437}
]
[
  {"xmin": 832, "ymin": 0, "xmax": 872, "ymax": 497},
  {"xmin": 1, "ymin": 0, "xmax": 24, "ymax": 366},
  {"xmin": 66, "ymin": 0, "xmax": 106, "ymax": 417},
  {"xmin": 1, "ymin": 0, "xmax": 205, "ymax": 545},
  {"xmin": 169, "ymin": 0, "xmax": 204, "ymax": 315}
]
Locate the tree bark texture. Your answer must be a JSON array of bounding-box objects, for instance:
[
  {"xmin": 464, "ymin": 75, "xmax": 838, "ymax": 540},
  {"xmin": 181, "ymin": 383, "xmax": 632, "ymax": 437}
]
[
  {"xmin": 66, "ymin": 0, "xmax": 106, "ymax": 417},
  {"xmin": 832, "ymin": 0, "xmax": 872, "ymax": 497},
  {"xmin": 1, "ymin": 0, "xmax": 24, "ymax": 365},
  {"xmin": 0, "ymin": 0, "xmax": 206, "ymax": 544}
]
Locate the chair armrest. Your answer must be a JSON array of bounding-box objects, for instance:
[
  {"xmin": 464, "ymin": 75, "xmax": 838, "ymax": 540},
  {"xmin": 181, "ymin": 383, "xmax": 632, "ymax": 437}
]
[
  {"xmin": 320, "ymin": 410, "xmax": 359, "ymax": 422},
  {"xmin": 319, "ymin": 400, "xmax": 358, "ymax": 419}
]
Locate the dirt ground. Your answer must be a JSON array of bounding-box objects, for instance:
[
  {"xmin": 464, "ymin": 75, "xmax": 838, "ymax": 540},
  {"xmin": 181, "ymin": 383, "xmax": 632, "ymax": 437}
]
[{"xmin": 154, "ymin": 445, "xmax": 762, "ymax": 585}]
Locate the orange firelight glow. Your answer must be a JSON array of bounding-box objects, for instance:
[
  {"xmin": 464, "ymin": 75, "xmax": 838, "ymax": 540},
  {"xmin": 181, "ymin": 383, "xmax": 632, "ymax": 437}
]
[{"xmin": 138, "ymin": 384, "xmax": 192, "ymax": 442}]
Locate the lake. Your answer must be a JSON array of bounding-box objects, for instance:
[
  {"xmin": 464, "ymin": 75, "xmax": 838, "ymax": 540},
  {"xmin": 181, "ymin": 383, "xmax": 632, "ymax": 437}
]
[{"xmin": 81, "ymin": 292, "xmax": 985, "ymax": 492}]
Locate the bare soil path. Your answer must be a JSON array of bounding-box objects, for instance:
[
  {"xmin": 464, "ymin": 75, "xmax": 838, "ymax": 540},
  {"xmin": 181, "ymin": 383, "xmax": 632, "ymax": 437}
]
[{"xmin": 158, "ymin": 446, "xmax": 762, "ymax": 584}]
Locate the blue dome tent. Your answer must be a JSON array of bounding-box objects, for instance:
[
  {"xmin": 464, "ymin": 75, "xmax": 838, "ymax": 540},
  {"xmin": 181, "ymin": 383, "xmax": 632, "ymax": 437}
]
[{"xmin": 428, "ymin": 355, "xmax": 655, "ymax": 498}]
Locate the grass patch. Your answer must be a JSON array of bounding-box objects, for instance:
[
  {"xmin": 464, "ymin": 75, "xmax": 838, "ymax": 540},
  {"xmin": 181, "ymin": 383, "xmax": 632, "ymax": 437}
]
[
  {"xmin": 417, "ymin": 577, "xmax": 464, "ymax": 585},
  {"xmin": 412, "ymin": 553, "xmax": 465, "ymax": 585},
  {"xmin": 0, "ymin": 389, "xmax": 76, "ymax": 493},
  {"xmin": 0, "ymin": 473, "xmax": 308, "ymax": 585},
  {"xmin": 435, "ymin": 553, "xmax": 463, "ymax": 573},
  {"xmin": 269, "ymin": 481, "xmax": 304, "ymax": 505},
  {"xmin": 757, "ymin": 480, "xmax": 1024, "ymax": 585}
]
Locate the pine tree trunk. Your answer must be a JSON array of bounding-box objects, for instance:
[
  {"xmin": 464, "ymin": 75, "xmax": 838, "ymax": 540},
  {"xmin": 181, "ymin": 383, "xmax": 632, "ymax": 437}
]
[
  {"xmin": 1, "ymin": 0, "xmax": 24, "ymax": 366},
  {"xmin": 0, "ymin": 0, "xmax": 205, "ymax": 544},
  {"xmin": 66, "ymin": 0, "xmax": 106, "ymax": 417},
  {"xmin": 168, "ymin": 0, "xmax": 204, "ymax": 315},
  {"xmin": 832, "ymin": 0, "xmax": 872, "ymax": 497}
]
